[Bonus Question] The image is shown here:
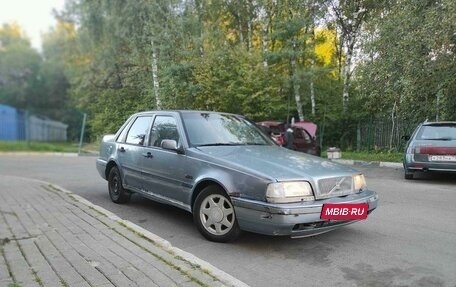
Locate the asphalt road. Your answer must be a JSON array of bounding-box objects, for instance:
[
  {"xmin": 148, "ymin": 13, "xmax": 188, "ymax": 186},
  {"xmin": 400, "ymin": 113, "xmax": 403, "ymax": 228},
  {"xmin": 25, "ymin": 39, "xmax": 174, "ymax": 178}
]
[{"xmin": 1, "ymin": 154, "xmax": 456, "ymax": 287}]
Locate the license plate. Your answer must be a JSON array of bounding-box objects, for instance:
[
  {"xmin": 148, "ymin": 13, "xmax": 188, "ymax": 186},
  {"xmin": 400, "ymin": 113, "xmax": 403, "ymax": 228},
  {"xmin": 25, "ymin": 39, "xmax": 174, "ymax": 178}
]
[
  {"xmin": 320, "ymin": 203, "xmax": 369, "ymax": 220},
  {"xmin": 429, "ymin": 155, "xmax": 456, "ymax": 162}
]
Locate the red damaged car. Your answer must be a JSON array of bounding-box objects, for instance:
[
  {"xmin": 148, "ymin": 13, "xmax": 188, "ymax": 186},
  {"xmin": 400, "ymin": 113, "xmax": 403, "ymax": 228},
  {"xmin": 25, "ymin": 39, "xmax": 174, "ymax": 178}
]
[{"xmin": 257, "ymin": 121, "xmax": 321, "ymax": 156}]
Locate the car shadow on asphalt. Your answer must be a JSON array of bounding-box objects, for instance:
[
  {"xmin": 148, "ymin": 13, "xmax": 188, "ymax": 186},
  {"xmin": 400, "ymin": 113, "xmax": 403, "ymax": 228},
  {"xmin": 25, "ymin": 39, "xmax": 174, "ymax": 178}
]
[{"xmin": 410, "ymin": 171, "xmax": 456, "ymax": 183}]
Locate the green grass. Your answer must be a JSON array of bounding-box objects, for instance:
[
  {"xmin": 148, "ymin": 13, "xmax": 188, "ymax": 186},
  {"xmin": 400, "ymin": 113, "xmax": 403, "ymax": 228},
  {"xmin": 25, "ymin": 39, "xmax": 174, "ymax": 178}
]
[
  {"xmin": 0, "ymin": 141, "xmax": 79, "ymax": 153},
  {"xmin": 322, "ymin": 150, "xmax": 403, "ymax": 162}
]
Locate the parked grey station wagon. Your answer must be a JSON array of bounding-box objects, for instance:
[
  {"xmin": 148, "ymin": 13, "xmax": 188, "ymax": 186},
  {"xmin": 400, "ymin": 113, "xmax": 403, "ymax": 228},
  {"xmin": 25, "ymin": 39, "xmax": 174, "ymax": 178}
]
[
  {"xmin": 403, "ymin": 121, "xmax": 456, "ymax": 179},
  {"xmin": 96, "ymin": 110, "xmax": 378, "ymax": 242}
]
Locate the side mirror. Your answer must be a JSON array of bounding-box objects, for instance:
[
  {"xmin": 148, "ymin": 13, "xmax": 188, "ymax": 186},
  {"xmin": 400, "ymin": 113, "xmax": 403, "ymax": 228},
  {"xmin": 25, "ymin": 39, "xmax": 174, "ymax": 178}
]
[
  {"xmin": 102, "ymin": 134, "xmax": 116, "ymax": 142},
  {"xmin": 401, "ymin": 135, "xmax": 411, "ymax": 141},
  {"xmin": 161, "ymin": 139, "xmax": 184, "ymax": 154}
]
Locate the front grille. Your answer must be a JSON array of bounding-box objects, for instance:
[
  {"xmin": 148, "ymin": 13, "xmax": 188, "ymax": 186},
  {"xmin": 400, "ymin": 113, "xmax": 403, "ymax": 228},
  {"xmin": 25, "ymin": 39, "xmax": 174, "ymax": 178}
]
[
  {"xmin": 292, "ymin": 220, "xmax": 350, "ymax": 230},
  {"xmin": 291, "ymin": 208, "xmax": 376, "ymax": 231},
  {"xmin": 317, "ymin": 176, "xmax": 353, "ymax": 199}
]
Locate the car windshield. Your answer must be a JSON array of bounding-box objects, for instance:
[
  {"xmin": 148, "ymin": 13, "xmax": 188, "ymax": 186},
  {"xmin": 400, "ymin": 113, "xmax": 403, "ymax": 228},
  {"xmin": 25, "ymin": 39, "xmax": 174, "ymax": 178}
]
[
  {"xmin": 182, "ymin": 112, "xmax": 273, "ymax": 146},
  {"xmin": 416, "ymin": 124, "xmax": 456, "ymax": 140}
]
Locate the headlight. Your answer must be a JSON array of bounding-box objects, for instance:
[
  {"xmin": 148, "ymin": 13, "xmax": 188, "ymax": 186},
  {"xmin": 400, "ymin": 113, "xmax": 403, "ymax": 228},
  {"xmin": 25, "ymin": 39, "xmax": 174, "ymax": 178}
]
[
  {"xmin": 353, "ymin": 174, "xmax": 367, "ymax": 192},
  {"xmin": 266, "ymin": 181, "xmax": 314, "ymax": 203}
]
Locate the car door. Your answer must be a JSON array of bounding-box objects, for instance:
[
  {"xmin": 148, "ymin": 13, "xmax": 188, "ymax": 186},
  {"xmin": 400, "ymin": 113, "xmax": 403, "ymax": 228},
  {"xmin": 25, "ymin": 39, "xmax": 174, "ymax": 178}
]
[
  {"xmin": 117, "ymin": 115, "xmax": 153, "ymax": 191},
  {"xmin": 141, "ymin": 115, "xmax": 189, "ymax": 205},
  {"xmin": 292, "ymin": 127, "xmax": 313, "ymax": 153}
]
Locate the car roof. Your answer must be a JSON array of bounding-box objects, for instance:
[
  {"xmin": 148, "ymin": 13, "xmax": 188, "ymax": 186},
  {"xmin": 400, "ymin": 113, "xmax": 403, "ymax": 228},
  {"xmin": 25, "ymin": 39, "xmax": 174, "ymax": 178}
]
[
  {"xmin": 422, "ymin": 121, "xmax": 456, "ymax": 126},
  {"xmin": 133, "ymin": 110, "xmax": 242, "ymax": 117}
]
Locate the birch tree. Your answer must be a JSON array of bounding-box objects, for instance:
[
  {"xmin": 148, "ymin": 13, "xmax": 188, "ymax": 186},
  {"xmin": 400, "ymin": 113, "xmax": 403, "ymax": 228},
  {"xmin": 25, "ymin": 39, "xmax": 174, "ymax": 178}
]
[{"xmin": 327, "ymin": 0, "xmax": 370, "ymax": 112}]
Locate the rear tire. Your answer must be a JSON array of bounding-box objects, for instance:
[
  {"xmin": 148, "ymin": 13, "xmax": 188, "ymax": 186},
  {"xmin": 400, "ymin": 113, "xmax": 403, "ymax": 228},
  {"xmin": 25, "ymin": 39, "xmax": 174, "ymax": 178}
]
[
  {"xmin": 404, "ymin": 169, "xmax": 414, "ymax": 180},
  {"xmin": 193, "ymin": 185, "xmax": 241, "ymax": 242},
  {"xmin": 108, "ymin": 166, "xmax": 131, "ymax": 203}
]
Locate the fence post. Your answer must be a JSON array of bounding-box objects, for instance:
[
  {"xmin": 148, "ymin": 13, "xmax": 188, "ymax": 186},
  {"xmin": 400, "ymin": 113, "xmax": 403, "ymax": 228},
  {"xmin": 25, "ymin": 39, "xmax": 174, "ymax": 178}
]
[
  {"xmin": 25, "ymin": 110, "xmax": 30, "ymax": 147},
  {"xmin": 78, "ymin": 113, "xmax": 87, "ymax": 156},
  {"xmin": 356, "ymin": 122, "xmax": 361, "ymax": 151},
  {"xmin": 367, "ymin": 117, "xmax": 373, "ymax": 151}
]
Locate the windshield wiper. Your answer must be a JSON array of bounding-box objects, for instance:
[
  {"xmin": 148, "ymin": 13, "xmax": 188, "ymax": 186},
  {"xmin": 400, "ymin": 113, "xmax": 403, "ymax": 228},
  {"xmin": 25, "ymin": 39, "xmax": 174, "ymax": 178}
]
[
  {"xmin": 425, "ymin": 137, "xmax": 453, "ymax": 141},
  {"xmin": 195, "ymin": 143, "xmax": 243, "ymax": 147},
  {"xmin": 243, "ymin": 142, "xmax": 268, "ymax": 145},
  {"xmin": 196, "ymin": 142, "xmax": 269, "ymax": 147}
]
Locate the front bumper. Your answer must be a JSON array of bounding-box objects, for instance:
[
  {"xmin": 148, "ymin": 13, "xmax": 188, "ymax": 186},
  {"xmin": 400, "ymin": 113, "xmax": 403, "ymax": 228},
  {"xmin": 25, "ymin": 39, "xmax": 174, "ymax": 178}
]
[{"xmin": 231, "ymin": 189, "xmax": 378, "ymax": 238}]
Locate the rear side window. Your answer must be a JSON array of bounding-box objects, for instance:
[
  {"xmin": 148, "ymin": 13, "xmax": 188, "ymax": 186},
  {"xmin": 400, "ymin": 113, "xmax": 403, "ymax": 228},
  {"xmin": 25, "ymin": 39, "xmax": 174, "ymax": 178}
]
[
  {"xmin": 116, "ymin": 118, "xmax": 133, "ymax": 142},
  {"xmin": 125, "ymin": 116, "xmax": 153, "ymax": 145}
]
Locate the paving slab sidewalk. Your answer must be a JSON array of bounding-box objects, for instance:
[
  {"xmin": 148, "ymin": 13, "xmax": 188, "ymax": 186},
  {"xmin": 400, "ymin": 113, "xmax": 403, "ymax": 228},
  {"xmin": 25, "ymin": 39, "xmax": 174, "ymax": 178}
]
[{"xmin": 0, "ymin": 175, "xmax": 248, "ymax": 287}]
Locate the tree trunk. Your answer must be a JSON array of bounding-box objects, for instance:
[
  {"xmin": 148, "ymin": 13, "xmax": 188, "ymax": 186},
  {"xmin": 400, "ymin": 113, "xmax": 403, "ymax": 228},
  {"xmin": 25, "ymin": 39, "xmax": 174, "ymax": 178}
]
[
  {"xmin": 151, "ymin": 39, "xmax": 161, "ymax": 109},
  {"xmin": 262, "ymin": 22, "xmax": 268, "ymax": 68},
  {"xmin": 336, "ymin": 29, "xmax": 343, "ymax": 82},
  {"xmin": 390, "ymin": 101, "xmax": 397, "ymax": 150},
  {"xmin": 310, "ymin": 57, "xmax": 316, "ymax": 116},
  {"xmin": 291, "ymin": 51, "xmax": 304, "ymax": 121},
  {"xmin": 342, "ymin": 39, "xmax": 354, "ymax": 112},
  {"xmin": 247, "ymin": 19, "xmax": 252, "ymax": 52},
  {"xmin": 237, "ymin": 10, "xmax": 244, "ymax": 45},
  {"xmin": 195, "ymin": 0, "xmax": 204, "ymax": 57},
  {"xmin": 342, "ymin": 70, "xmax": 350, "ymax": 112},
  {"xmin": 309, "ymin": 22, "xmax": 316, "ymax": 116}
]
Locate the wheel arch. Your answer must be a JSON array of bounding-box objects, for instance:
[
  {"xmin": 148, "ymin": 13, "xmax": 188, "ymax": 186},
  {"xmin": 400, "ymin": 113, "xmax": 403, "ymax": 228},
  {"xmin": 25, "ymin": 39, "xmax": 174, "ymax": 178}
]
[
  {"xmin": 191, "ymin": 179, "xmax": 230, "ymax": 213},
  {"xmin": 105, "ymin": 160, "xmax": 119, "ymax": 179}
]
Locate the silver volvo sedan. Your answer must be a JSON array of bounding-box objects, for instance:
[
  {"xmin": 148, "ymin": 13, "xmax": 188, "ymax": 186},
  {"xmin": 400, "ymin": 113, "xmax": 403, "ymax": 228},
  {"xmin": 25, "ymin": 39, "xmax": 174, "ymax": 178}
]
[{"xmin": 96, "ymin": 110, "xmax": 378, "ymax": 242}]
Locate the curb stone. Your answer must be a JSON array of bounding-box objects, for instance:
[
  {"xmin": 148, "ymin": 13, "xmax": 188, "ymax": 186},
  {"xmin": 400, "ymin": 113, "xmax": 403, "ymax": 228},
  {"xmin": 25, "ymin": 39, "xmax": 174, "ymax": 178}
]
[
  {"xmin": 0, "ymin": 151, "xmax": 79, "ymax": 157},
  {"xmin": 0, "ymin": 151, "xmax": 99, "ymax": 157},
  {"xmin": 9, "ymin": 175, "xmax": 249, "ymax": 287},
  {"xmin": 332, "ymin": 159, "xmax": 403, "ymax": 169}
]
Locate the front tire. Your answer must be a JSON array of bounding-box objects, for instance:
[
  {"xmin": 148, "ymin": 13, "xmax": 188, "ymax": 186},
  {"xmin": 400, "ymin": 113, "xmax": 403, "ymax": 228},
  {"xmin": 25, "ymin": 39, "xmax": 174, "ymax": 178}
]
[
  {"xmin": 108, "ymin": 166, "xmax": 131, "ymax": 203},
  {"xmin": 193, "ymin": 186, "xmax": 241, "ymax": 242}
]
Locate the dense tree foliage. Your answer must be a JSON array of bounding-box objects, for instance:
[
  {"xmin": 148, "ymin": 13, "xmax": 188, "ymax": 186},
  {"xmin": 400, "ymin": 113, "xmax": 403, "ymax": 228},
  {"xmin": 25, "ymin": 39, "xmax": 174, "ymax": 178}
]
[
  {"xmin": 0, "ymin": 23, "xmax": 42, "ymax": 109},
  {"xmin": 355, "ymin": 0, "xmax": 456, "ymax": 123},
  {"xmin": 55, "ymin": 0, "xmax": 345, "ymax": 139},
  {"xmin": 0, "ymin": 22, "xmax": 83, "ymax": 140},
  {"xmin": 1, "ymin": 0, "xmax": 455, "ymax": 148}
]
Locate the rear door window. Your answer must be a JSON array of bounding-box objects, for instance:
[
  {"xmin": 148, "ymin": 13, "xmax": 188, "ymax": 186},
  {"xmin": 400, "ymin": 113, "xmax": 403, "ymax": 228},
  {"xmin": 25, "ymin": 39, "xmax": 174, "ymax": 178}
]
[{"xmin": 125, "ymin": 116, "xmax": 153, "ymax": 145}]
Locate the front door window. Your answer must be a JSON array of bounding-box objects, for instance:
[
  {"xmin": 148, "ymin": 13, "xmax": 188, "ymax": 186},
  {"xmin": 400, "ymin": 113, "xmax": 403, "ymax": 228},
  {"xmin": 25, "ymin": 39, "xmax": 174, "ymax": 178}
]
[{"xmin": 149, "ymin": 116, "xmax": 180, "ymax": 147}]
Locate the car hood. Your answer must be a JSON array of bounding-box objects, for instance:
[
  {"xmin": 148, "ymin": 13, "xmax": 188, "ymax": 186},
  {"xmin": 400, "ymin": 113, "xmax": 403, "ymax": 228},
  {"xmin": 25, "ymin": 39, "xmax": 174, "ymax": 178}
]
[{"xmin": 190, "ymin": 145, "xmax": 356, "ymax": 181}]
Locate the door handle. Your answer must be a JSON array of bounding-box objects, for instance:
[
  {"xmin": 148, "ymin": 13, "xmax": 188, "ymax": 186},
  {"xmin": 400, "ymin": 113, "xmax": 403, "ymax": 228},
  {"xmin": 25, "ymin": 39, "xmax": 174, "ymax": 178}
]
[
  {"xmin": 142, "ymin": 152, "xmax": 153, "ymax": 158},
  {"xmin": 119, "ymin": 147, "xmax": 126, "ymax": 152}
]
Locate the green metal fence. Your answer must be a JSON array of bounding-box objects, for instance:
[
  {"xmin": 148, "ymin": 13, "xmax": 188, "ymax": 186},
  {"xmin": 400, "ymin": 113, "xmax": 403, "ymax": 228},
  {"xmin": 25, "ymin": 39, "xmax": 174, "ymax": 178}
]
[
  {"xmin": 356, "ymin": 117, "xmax": 419, "ymax": 151},
  {"xmin": 319, "ymin": 116, "xmax": 421, "ymax": 152}
]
